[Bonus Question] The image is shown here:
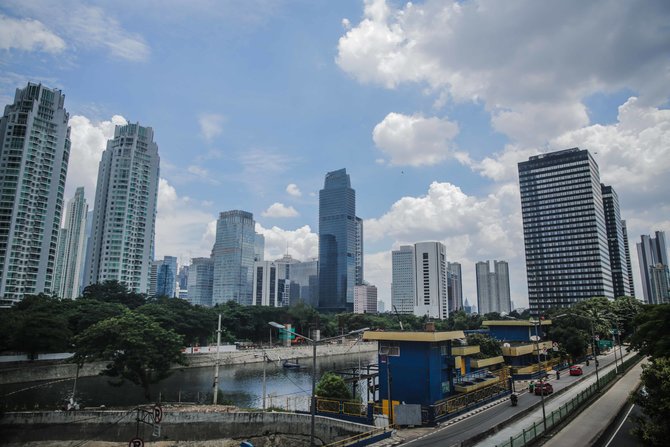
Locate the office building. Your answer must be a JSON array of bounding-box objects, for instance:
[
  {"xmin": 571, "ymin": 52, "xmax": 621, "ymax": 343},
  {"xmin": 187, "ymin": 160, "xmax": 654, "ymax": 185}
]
[
  {"xmin": 602, "ymin": 185, "xmax": 633, "ymax": 298},
  {"xmin": 377, "ymin": 300, "xmax": 386, "ymax": 313},
  {"xmin": 156, "ymin": 255, "xmax": 178, "ymax": 298},
  {"xmin": 463, "ymin": 298, "xmax": 473, "ymax": 315},
  {"xmin": 354, "ymin": 284, "xmax": 377, "ymax": 314},
  {"xmin": 187, "ymin": 257, "xmax": 213, "ymax": 306},
  {"xmin": 518, "ymin": 148, "xmax": 614, "ymax": 313},
  {"xmin": 148, "ymin": 259, "xmax": 162, "ymax": 296},
  {"xmin": 85, "ymin": 123, "xmax": 160, "ymax": 293},
  {"xmin": 54, "ymin": 187, "xmax": 88, "ymax": 299},
  {"xmin": 414, "ymin": 242, "xmax": 448, "ymax": 319},
  {"xmin": 637, "ymin": 231, "xmax": 670, "ymax": 304},
  {"xmin": 178, "ymin": 264, "xmax": 189, "ymax": 291},
  {"xmin": 392, "ymin": 245, "xmax": 416, "ymax": 314},
  {"xmin": 286, "ymin": 258, "xmax": 319, "ymax": 307},
  {"xmin": 211, "ymin": 210, "xmax": 257, "ymax": 306},
  {"xmin": 254, "ymin": 233, "xmax": 265, "ymax": 262},
  {"xmin": 447, "ymin": 262, "xmax": 463, "ymax": 313},
  {"xmin": 0, "ymin": 83, "xmax": 71, "ymax": 302},
  {"xmin": 318, "ymin": 169, "xmax": 361, "ymax": 312},
  {"xmin": 475, "ymin": 260, "xmax": 511, "ymax": 314},
  {"xmin": 621, "ymin": 220, "xmax": 635, "ymax": 297}
]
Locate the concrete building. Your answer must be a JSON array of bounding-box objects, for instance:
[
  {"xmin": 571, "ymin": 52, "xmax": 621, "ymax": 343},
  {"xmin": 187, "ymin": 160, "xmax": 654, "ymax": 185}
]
[
  {"xmin": 518, "ymin": 148, "xmax": 613, "ymax": 313},
  {"xmin": 447, "ymin": 262, "xmax": 463, "ymax": 313},
  {"xmin": 414, "ymin": 242, "xmax": 448, "ymax": 320},
  {"xmin": 253, "ymin": 261, "xmax": 279, "ymax": 306},
  {"xmin": 391, "ymin": 245, "xmax": 416, "ymax": 314},
  {"xmin": 211, "ymin": 210, "xmax": 257, "ymax": 306},
  {"xmin": 354, "ymin": 284, "xmax": 377, "ymax": 314},
  {"xmin": 85, "ymin": 123, "xmax": 160, "ymax": 294},
  {"xmin": 621, "ymin": 220, "xmax": 635, "ymax": 297},
  {"xmin": 0, "ymin": 83, "xmax": 71, "ymax": 302},
  {"xmin": 377, "ymin": 300, "xmax": 386, "ymax": 313},
  {"xmin": 318, "ymin": 169, "xmax": 361, "ymax": 312},
  {"xmin": 602, "ymin": 184, "xmax": 633, "ymax": 298},
  {"xmin": 54, "ymin": 187, "xmax": 88, "ymax": 299},
  {"xmin": 187, "ymin": 257, "xmax": 213, "ymax": 306},
  {"xmin": 156, "ymin": 255, "xmax": 178, "ymax": 298},
  {"xmin": 637, "ymin": 231, "xmax": 670, "ymax": 304},
  {"xmin": 476, "ymin": 260, "xmax": 511, "ymax": 315}
]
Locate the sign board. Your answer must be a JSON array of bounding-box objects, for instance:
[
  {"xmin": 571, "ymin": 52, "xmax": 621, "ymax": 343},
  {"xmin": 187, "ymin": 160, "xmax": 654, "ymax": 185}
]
[
  {"xmin": 128, "ymin": 438, "xmax": 144, "ymax": 447},
  {"xmin": 153, "ymin": 405, "xmax": 162, "ymax": 423},
  {"xmin": 530, "ymin": 335, "xmax": 540, "ymax": 342},
  {"xmin": 394, "ymin": 404, "xmax": 423, "ymax": 426}
]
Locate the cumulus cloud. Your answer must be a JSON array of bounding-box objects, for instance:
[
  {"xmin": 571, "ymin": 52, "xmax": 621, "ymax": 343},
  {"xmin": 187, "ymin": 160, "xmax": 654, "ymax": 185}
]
[
  {"xmin": 66, "ymin": 114, "xmax": 127, "ymax": 204},
  {"xmin": 0, "ymin": 14, "xmax": 65, "ymax": 53},
  {"xmin": 286, "ymin": 183, "xmax": 302, "ymax": 197},
  {"xmin": 262, "ymin": 202, "xmax": 299, "ymax": 218},
  {"xmin": 338, "ymin": 0, "xmax": 670, "ymax": 143},
  {"xmin": 255, "ymin": 224, "xmax": 318, "ymax": 261},
  {"xmin": 372, "ymin": 113, "xmax": 459, "ymax": 166},
  {"xmin": 198, "ymin": 113, "xmax": 226, "ymax": 142}
]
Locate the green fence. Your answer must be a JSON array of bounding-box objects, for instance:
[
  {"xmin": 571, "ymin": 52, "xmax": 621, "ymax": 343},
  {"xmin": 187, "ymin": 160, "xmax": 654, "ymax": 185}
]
[{"xmin": 496, "ymin": 353, "xmax": 643, "ymax": 447}]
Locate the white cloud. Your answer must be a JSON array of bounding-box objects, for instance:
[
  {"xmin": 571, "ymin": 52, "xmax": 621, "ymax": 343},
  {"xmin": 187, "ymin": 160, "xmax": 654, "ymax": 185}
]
[
  {"xmin": 255, "ymin": 224, "xmax": 318, "ymax": 262},
  {"xmin": 4, "ymin": 0, "xmax": 150, "ymax": 61},
  {"xmin": 262, "ymin": 202, "xmax": 299, "ymax": 218},
  {"xmin": 198, "ymin": 113, "xmax": 226, "ymax": 142},
  {"xmin": 338, "ymin": 0, "xmax": 670, "ymax": 143},
  {"xmin": 286, "ymin": 183, "xmax": 302, "ymax": 197},
  {"xmin": 372, "ymin": 112, "xmax": 459, "ymax": 166},
  {"xmin": 0, "ymin": 14, "xmax": 65, "ymax": 53},
  {"xmin": 66, "ymin": 114, "xmax": 127, "ymax": 204},
  {"xmin": 185, "ymin": 165, "xmax": 220, "ymax": 185}
]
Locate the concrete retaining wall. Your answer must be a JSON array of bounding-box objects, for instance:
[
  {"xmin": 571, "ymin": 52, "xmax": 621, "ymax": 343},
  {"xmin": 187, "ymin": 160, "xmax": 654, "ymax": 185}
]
[{"xmin": 1, "ymin": 409, "xmax": 374, "ymax": 446}]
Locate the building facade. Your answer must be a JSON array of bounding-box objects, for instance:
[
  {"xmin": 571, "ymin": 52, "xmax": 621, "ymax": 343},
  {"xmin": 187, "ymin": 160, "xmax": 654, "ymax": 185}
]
[
  {"xmin": 414, "ymin": 242, "xmax": 448, "ymax": 319},
  {"xmin": 84, "ymin": 123, "xmax": 160, "ymax": 294},
  {"xmin": 391, "ymin": 245, "xmax": 416, "ymax": 314},
  {"xmin": 637, "ymin": 231, "xmax": 670, "ymax": 304},
  {"xmin": 54, "ymin": 187, "xmax": 88, "ymax": 299},
  {"xmin": 156, "ymin": 255, "xmax": 178, "ymax": 297},
  {"xmin": 0, "ymin": 83, "xmax": 71, "ymax": 302},
  {"xmin": 518, "ymin": 148, "xmax": 614, "ymax": 313},
  {"xmin": 286, "ymin": 258, "xmax": 319, "ymax": 307},
  {"xmin": 318, "ymin": 169, "xmax": 361, "ymax": 312},
  {"xmin": 447, "ymin": 262, "xmax": 463, "ymax": 313},
  {"xmin": 621, "ymin": 220, "xmax": 635, "ymax": 297},
  {"xmin": 602, "ymin": 184, "xmax": 633, "ymax": 298},
  {"xmin": 475, "ymin": 260, "xmax": 511, "ymax": 314},
  {"xmin": 354, "ymin": 284, "xmax": 377, "ymax": 314},
  {"xmin": 187, "ymin": 257, "xmax": 213, "ymax": 306},
  {"xmin": 211, "ymin": 210, "xmax": 257, "ymax": 306}
]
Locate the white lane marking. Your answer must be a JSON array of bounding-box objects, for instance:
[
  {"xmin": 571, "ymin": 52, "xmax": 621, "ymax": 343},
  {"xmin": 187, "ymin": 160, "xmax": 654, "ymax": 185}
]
[{"xmin": 604, "ymin": 403, "xmax": 635, "ymax": 447}]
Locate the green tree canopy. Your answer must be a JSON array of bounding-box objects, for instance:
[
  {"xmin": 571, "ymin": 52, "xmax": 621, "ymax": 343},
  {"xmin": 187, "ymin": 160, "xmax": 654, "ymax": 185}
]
[
  {"xmin": 81, "ymin": 280, "xmax": 146, "ymax": 309},
  {"xmin": 631, "ymin": 357, "xmax": 670, "ymax": 446},
  {"xmin": 629, "ymin": 304, "xmax": 670, "ymax": 360},
  {"xmin": 316, "ymin": 372, "xmax": 352, "ymax": 400},
  {"xmin": 73, "ymin": 310, "xmax": 186, "ymax": 400},
  {"xmin": 466, "ymin": 333, "xmax": 502, "ymax": 358}
]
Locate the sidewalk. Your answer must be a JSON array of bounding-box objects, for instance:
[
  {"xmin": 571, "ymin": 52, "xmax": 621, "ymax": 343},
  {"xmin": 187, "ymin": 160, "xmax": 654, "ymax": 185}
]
[
  {"xmin": 472, "ymin": 351, "xmax": 638, "ymax": 447},
  {"xmin": 542, "ymin": 359, "xmax": 644, "ymax": 447}
]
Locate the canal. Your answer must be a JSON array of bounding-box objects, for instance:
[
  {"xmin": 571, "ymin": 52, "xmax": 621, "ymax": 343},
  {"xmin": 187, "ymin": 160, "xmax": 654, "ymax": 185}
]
[{"xmin": 1, "ymin": 351, "xmax": 378, "ymax": 412}]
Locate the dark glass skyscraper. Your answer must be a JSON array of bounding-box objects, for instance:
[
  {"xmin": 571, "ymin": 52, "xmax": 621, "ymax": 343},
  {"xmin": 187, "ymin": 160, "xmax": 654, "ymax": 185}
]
[
  {"xmin": 637, "ymin": 231, "xmax": 669, "ymax": 304},
  {"xmin": 318, "ymin": 169, "xmax": 361, "ymax": 312},
  {"xmin": 518, "ymin": 148, "xmax": 614, "ymax": 313},
  {"xmin": 601, "ymin": 184, "xmax": 633, "ymax": 298}
]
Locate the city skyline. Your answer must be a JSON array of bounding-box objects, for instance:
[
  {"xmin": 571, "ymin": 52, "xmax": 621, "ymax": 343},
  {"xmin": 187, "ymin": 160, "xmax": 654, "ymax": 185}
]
[{"xmin": 2, "ymin": 1, "xmax": 669, "ymax": 308}]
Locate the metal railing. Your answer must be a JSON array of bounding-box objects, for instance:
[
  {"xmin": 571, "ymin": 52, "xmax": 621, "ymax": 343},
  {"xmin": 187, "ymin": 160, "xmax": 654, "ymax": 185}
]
[
  {"xmin": 324, "ymin": 425, "xmax": 395, "ymax": 447},
  {"xmin": 496, "ymin": 353, "xmax": 643, "ymax": 447}
]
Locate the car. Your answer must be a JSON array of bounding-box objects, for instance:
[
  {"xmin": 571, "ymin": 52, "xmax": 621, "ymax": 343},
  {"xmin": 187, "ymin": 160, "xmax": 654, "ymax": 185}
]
[
  {"xmin": 534, "ymin": 382, "xmax": 554, "ymax": 396},
  {"xmin": 569, "ymin": 365, "xmax": 583, "ymax": 376}
]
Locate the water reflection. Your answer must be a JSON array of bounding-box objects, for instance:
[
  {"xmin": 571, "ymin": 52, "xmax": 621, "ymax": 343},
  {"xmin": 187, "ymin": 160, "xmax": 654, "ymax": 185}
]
[{"xmin": 1, "ymin": 351, "xmax": 377, "ymax": 411}]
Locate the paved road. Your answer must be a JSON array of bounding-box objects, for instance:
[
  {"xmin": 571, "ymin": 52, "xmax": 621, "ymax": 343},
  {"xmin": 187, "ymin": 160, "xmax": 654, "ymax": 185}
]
[
  {"xmin": 595, "ymin": 403, "xmax": 645, "ymax": 447},
  {"xmin": 399, "ymin": 349, "xmax": 626, "ymax": 447}
]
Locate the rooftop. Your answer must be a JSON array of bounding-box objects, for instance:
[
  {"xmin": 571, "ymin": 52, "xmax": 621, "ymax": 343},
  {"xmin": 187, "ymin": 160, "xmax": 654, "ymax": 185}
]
[{"xmin": 363, "ymin": 330, "xmax": 466, "ymax": 342}]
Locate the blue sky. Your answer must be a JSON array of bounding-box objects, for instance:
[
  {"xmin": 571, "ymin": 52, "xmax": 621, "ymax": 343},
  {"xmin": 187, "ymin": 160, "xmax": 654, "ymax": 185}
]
[{"xmin": 2, "ymin": 0, "xmax": 669, "ymax": 309}]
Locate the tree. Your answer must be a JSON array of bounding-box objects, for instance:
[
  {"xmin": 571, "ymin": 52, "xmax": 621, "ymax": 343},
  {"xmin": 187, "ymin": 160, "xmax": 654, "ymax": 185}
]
[
  {"xmin": 8, "ymin": 294, "xmax": 73, "ymax": 356},
  {"xmin": 316, "ymin": 372, "xmax": 352, "ymax": 400},
  {"xmin": 629, "ymin": 304, "xmax": 670, "ymax": 360},
  {"xmin": 466, "ymin": 333, "xmax": 502, "ymax": 357},
  {"xmin": 81, "ymin": 280, "xmax": 146, "ymax": 309},
  {"xmin": 631, "ymin": 357, "xmax": 670, "ymax": 446},
  {"xmin": 73, "ymin": 310, "xmax": 186, "ymax": 400}
]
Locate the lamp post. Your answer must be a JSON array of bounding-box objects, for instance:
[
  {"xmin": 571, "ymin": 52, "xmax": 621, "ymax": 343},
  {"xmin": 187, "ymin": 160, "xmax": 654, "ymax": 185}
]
[
  {"xmin": 530, "ymin": 318, "xmax": 547, "ymax": 432},
  {"xmin": 269, "ymin": 322, "xmax": 369, "ymax": 447},
  {"xmin": 554, "ymin": 313, "xmax": 600, "ymax": 391}
]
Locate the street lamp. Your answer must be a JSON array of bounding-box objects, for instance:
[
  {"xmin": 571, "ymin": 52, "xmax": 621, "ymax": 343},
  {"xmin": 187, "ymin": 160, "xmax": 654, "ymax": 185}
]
[
  {"xmin": 269, "ymin": 322, "xmax": 369, "ymax": 447},
  {"xmin": 554, "ymin": 313, "xmax": 600, "ymax": 391},
  {"xmin": 529, "ymin": 318, "xmax": 547, "ymax": 432}
]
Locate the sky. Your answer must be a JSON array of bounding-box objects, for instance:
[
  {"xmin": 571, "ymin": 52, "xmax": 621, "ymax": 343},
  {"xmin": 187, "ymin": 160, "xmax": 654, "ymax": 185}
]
[{"xmin": 1, "ymin": 0, "xmax": 669, "ymax": 309}]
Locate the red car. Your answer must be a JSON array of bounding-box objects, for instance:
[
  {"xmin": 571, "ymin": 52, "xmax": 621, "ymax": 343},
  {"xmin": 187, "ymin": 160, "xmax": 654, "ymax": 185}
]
[
  {"xmin": 534, "ymin": 382, "xmax": 554, "ymax": 396},
  {"xmin": 569, "ymin": 366, "xmax": 583, "ymax": 376}
]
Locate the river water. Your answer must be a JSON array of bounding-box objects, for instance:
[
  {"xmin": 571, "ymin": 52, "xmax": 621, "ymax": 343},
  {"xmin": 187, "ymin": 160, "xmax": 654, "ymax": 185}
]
[{"xmin": 1, "ymin": 351, "xmax": 378, "ymax": 412}]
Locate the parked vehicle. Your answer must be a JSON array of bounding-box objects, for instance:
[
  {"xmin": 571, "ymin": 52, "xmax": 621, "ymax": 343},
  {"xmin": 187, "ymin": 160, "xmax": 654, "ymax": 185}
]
[
  {"xmin": 534, "ymin": 382, "xmax": 554, "ymax": 396},
  {"xmin": 569, "ymin": 365, "xmax": 583, "ymax": 376}
]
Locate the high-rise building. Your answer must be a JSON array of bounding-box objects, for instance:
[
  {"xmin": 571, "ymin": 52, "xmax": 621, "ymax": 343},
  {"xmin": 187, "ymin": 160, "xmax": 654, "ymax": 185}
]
[
  {"xmin": 156, "ymin": 256, "xmax": 178, "ymax": 298},
  {"xmin": 84, "ymin": 123, "xmax": 160, "ymax": 293},
  {"xmin": 211, "ymin": 210, "xmax": 257, "ymax": 306},
  {"xmin": 377, "ymin": 300, "xmax": 386, "ymax": 313},
  {"xmin": 414, "ymin": 242, "xmax": 448, "ymax": 319},
  {"xmin": 187, "ymin": 257, "xmax": 213, "ymax": 306},
  {"xmin": 54, "ymin": 187, "xmax": 88, "ymax": 299},
  {"xmin": 447, "ymin": 262, "xmax": 463, "ymax": 313},
  {"xmin": 354, "ymin": 284, "xmax": 377, "ymax": 314},
  {"xmin": 391, "ymin": 245, "xmax": 415, "ymax": 314},
  {"xmin": 286, "ymin": 258, "xmax": 319, "ymax": 307},
  {"xmin": 252, "ymin": 261, "xmax": 279, "ymax": 306},
  {"xmin": 254, "ymin": 233, "xmax": 265, "ymax": 262},
  {"xmin": 476, "ymin": 260, "xmax": 511, "ymax": 314},
  {"xmin": 148, "ymin": 259, "xmax": 162, "ymax": 296},
  {"xmin": 178, "ymin": 264, "xmax": 189, "ymax": 291},
  {"xmin": 637, "ymin": 231, "xmax": 669, "ymax": 304},
  {"xmin": 318, "ymin": 169, "xmax": 360, "ymax": 312},
  {"xmin": 621, "ymin": 220, "xmax": 635, "ymax": 297},
  {"xmin": 602, "ymin": 185, "xmax": 633, "ymax": 298},
  {"xmin": 0, "ymin": 83, "xmax": 71, "ymax": 302},
  {"xmin": 518, "ymin": 148, "xmax": 614, "ymax": 313}
]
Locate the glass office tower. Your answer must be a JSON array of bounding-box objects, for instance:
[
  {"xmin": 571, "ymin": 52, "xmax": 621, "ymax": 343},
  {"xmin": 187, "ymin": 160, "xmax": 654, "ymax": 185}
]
[
  {"xmin": 518, "ymin": 148, "xmax": 613, "ymax": 313},
  {"xmin": 602, "ymin": 184, "xmax": 633, "ymax": 298},
  {"xmin": 0, "ymin": 83, "xmax": 71, "ymax": 302},
  {"xmin": 318, "ymin": 169, "xmax": 360, "ymax": 312}
]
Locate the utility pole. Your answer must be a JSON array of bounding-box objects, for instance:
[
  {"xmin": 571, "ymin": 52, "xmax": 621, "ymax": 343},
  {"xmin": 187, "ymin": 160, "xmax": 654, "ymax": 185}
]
[
  {"xmin": 262, "ymin": 351, "xmax": 267, "ymax": 411},
  {"xmin": 213, "ymin": 313, "xmax": 222, "ymax": 405}
]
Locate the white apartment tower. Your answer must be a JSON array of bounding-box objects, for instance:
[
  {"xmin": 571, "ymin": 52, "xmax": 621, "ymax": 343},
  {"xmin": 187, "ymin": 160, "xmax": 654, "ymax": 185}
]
[
  {"xmin": 476, "ymin": 260, "xmax": 511, "ymax": 314},
  {"xmin": 414, "ymin": 242, "xmax": 448, "ymax": 319},
  {"xmin": 0, "ymin": 83, "xmax": 71, "ymax": 302},
  {"xmin": 84, "ymin": 123, "xmax": 160, "ymax": 293},
  {"xmin": 354, "ymin": 284, "xmax": 378, "ymax": 314},
  {"xmin": 391, "ymin": 245, "xmax": 415, "ymax": 314},
  {"xmin": 54, "ymin": 187, "xmax": 88, "ymax": 299}
]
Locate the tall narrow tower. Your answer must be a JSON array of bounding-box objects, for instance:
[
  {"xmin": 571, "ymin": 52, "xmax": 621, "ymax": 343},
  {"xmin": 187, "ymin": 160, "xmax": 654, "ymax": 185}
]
[
  {"xmin": 602, "ymin": 184, "xmax": 632, "ymax": 298},
  {"xmin": 84, "ymin": 123, "xmax": 160, "ymax": 293},
  {"xmin": 54, "ymin": 187, "xmax": 88, "ymax": 299},
  {"xmin": 0, "ymin": 83, "xmax": 71, "ymax": 302},
  {"xmin": 637, "ymin": 231, "xmax": 669, "ymax": 304}
]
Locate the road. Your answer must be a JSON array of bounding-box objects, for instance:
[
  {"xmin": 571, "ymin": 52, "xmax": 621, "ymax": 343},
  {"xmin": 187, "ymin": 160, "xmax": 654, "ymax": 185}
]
[
  {"xmin": 401, "ymin": 349, "xmax": 626, "ymax": 447},
  {"xmin": 596, "ymin": 403, "xmax": 645, "ymax": 447}
]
